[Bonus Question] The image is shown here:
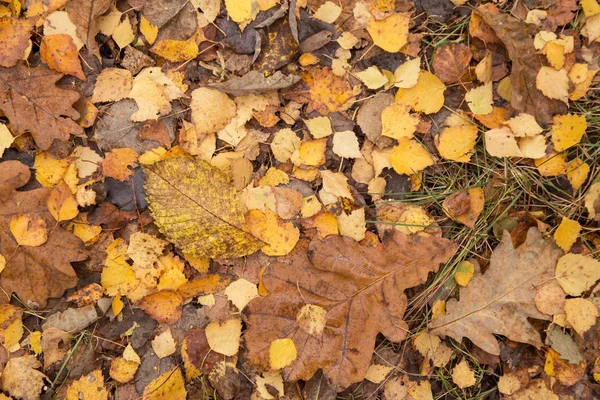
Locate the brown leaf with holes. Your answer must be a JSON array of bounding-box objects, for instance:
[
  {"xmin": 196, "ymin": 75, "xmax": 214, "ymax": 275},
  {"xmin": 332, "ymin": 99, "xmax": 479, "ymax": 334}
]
[
  {"xmin": 476, "ymin": 6, "xmax": 567, "ymax": 125},
  {"xmin": 0, "ymin": 161, "xmax": 87, "ymax": 308},
  {"xmin": 429, "ymin": 228, "xmax": 562, "ymax": 355},
  {"xmin": 0, "ymin": 18, "xmax": 35, "ymax": 68},
  {"xmin": 244, "ymin": 232, "xmax": 457, "ymax": 390},
  {"xmin": 0, "ymin": 64, "xmax": 83, "ymax": 150},
  {"xmin": 432, "ymin": 43, "xmax": 473, "ymax": 84}
]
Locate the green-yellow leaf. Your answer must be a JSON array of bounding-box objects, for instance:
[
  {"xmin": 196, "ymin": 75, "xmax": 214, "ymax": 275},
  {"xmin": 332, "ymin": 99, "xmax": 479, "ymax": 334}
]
[{"xmin": 143, "ymin": 157, "xmax": 263, "ymax": 258}]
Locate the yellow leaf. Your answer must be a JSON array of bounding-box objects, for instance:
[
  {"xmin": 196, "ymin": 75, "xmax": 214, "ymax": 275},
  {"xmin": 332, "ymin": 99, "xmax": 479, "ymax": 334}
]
[
  {"xmin": 395, "ymin": 70, "xmax": 446, "ymax": 114},
  {"xmin": 101, "ymin": 238, "xmax": 137, "ymax": 297},
  {"xmin": 66, "ymin": 370, "xmax": 108, "ymax": 400},
  {"xmin": 535, "ymin": 152, "xmax": 568, "ymax": 177},
  {"xmin": 156, "ymin": 253, "xmax": 188, "ymax": 291},
  {"xmin": 367, "ymin": 13, "xmax": 409, "ymax": 53},
  {"xmin": 143, "ymin": 157, "xmax": 263, "ymax": 258},
  {"xmin": 337, "ymin": 207, "xmax": 366, "ymax": 241},
  {"xmin": 565, "ymin": 298, "xmax": 598, "ymax": 336},
  {"xmin": 138, "ymin": 147, "xmax": 167, "ymax": 165},
  {"xmin": 91, "ymin": 67, "xmax": 132, "ymax": 104},
  {"xmin": 550, "ymin": 113, "xmax": 587, "ymax": 151},
  {"xmin": 484, "ymin": 127, "xmax": 522, "ymax": 157},
  {"xmin": 431, "ymin": 300, "xmax": 446, "ymax": 320},
  {"xmin": 475, "ymin": 52, "xmax": 492, "ymax": 83},
  {"xmin": 518, "ymin": 135, "xmax": 547, "ymax": 159},
  {"xmin": 297, "ymin": 138, "xmax": 327, "ymax": 166},
  {"xmin": 271, "ymin": 128, "xmax": 301, "ymax": 162},
  {"xmin": 225, "ymin": 0, "xmax": 254, "ymax": 23},
  {"xmin": 465, "ymin": 82, "xmax": 493, "ymax": 115},
  {"xmin": 313, "ymin": 1, "xmax": 341, "ymax": 23},
  {"xmin": 337, "ymin": 32, "xmax": 359, "ymax": 50},
  {"xmin": 138, "ymin": 290, "xmax": 183, "ymax": 324},
  {"xmin": 224, "ymin": 279, "xmax": 258, "ymax": 311},
  {"xmin": 566, "ymin": 158, "xmax": 590, "ymax": 191},
  {"xmin": 300, "ymin": 195, "xmax": 322, "ymax": 218},
  {"xmin": 452, "ymin": 359, "xmax": 476, "ymax": 388},
  {"xmin": 393, "ymin": 58, "xmax": 420, "ymax": 88},
  {"xmin": 245, "ymin": 209, "xmax": 299, "ymax": 256},
  {"xmin": 436, "ymin": 124, "xmax": 478, "ymax": 162},
  {"xmin": 536, "ymin": 66, "xmax": 569, "ymax": 104},
  {"xmin": 34, "ymin": 151, "xmax": 70, "ymax": 187},
  {"xmin": 10, "ymin": 214, "xmax": 47, "ymax": 247},
  {"xmin": 505, "ymin": 113, "xmax": 543, "ymax": 137},
  {"xmin": 454, "ymin": 261, "xmax": 474, "ymax": 287},
  {"xmin": 109, "ymin": 357, "xmax": 138, "ymax": 383},
  {"xmin": 381, "ymin": 102, "xmax": 418, "ymax": 140},
  {"xmin": 181, "ymin": 338, "xmax": 202, "ymax": 380},
  {"xmin": 355, "ymin": 66, "xmax": 388, "ymax": 89},
  {"xmin": 259, "ymin": 168, "xmax": 289, "ymax": 187},
  {"xmin": 44, "ymin": 11, "xmax": 84, "ymax": 50},
  {"xmin": 365, "ymin": 364, "xmax": 393, "ymax": 383},
  {"xmin": 140, "ymin": 15, "xmax": 158, "ymax": 45},
  {"xmin": 151, "ymin": 37, "xmax": 199, "ymax": 62},
  {"xmin": 68, "ymin": 215, "xmax": 102, "ymax": 244},
  {"xmin": 152, "ymin": 328, "xmax": 177, "ymax": 358},
  {"xmin": 269, "ymin": 338, "xmax": 297, "ymax": 370},
  {"xmin": 555, "ymin": 253, "xmax": 600, "ymax": 296},
  {"xmin": 256, "ymin": 371, "xmax": 284, "ymax": 399},
  {"xmin": 545, "ymin": 40, "xmax": 565, "ymax": 70},
  {"xmin": 299, "ymin": 52, "xmax": 319, "ymax": 66},
  {"xmin": 112, "ymin": 16, "xmax": 134, "ymax": 48},
  {"xmin": 191, "ymin": 87, "xmax": 236, "ymax": 135},
  {"xmin": 0, "ymin": 123, "xmax": 14, "ymax": 157},
  {"xmin": 205, "ymin": 318, "xmax": 242, "ymax": 356},
  {"xmin": 143, "ymin": 368, "xmax": 187, "ymax": 400},
  {"xmin": 29, "ymin": 331, "xmax": 42, "ymax": 354},
  {"xmin": 47, "ymin": 181, "xmax": 79, "ymax": 222},
  {"xmin": 390, "ymin": 138, "xmax": 434, "ymax": 175},
  {"xmin": 332, "ymin": 131, "xmax": 361, "ymax": 158},
  {"xmin": 553, "ymin": 217, "xmax": 580, "ymax": 253},
  {"xmin": 40, "ymin": 34, "xmax": 84, "ymax": 80},
  {"xmin": 111, "ymin": 296, "xmax": 124, "ymax": 317},
  {"xmin": 304, "ymin": 211, "xmax": 338, "ymax": 239},
  {"xmin": 582, "ymin": 0, "xmax": 600, "ymax": 17},
  {"xmin": 0, "ymin": 305, "xmax": 22, "ymax": 351},
  {"xmin": 569, "ymin": 68, "xmax": 598, "ymax": 101},
  {"xmin": 1, "ymin": 356, "xmax": 46, "ymax": 400}
]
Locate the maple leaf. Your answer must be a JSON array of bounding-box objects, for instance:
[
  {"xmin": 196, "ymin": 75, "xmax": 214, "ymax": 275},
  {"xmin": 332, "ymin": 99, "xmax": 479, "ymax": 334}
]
[
  {"xmin": 476, "ymin": 6, "xmax": 567, "ymax": 125},
  {"xmin": 0, "ymin": 161, "xmax": 87, "ymax": 308},
  {"xmin": 244, "ymin": 232, "xmax": 457, "ymax": 389},
  {"xmin": 143, "ymin": 157, "xmax": 263, "ymax": 258},
  {"xmin": 0, "ymin": 64, "xmax": 83, "ymax": 150},
  {"xmin": 429, "ymin": 228, "xmax": 562, "ymax": 355}
]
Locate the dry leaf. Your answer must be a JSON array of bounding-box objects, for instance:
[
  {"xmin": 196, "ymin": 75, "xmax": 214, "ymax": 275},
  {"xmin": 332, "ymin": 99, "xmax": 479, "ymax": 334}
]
[
  {"xmin": 367, "ymin": 13, "xmax": 410, "ymax": 53},
  {"xmin": 103, "ymin": 148, "xmax": 138, "ymax": 181},
  {"xmin": 65, "ymin": 370, "xmax": 108, "ymax": 400},
  {"xmin": 452, "ymin": 359, "xmax": 476, "ymax": 389},
  {"xmin": 0, "ymin": 64, "xmax": 83, "ymax": 150},
  {"xmin": 395, "ymin": 70, "xmax": 446, "ymax": 114},
  {"xmin": 430, "ymin": 228, "xmax": 562, "ymax": 355},
  {"xmin": 143, "ymin": 157, "xmax": 262, "ymax": 258},
  {"xmin": 206, "ymin": 318, "xmax": 242, "ymax": 356},
  {"xmin": 1, "ymin": 356, "xmax": 46, "ymax": 400},
  {"xmin": 555, "ymin": 253, "xmax": 600, "ymax": 296},
  {"xmin": 209, "ymin": 70, "xmax": 300, "ymax": 96},
  {"xmin": 152, "ymin": 328, "xmax": 177, "ymax": 358},
  {"xmin": 433, "ymin": 43, "xmax": 473, "ymax": 84},
  {"xmin": 65, "ymin": 0, "xmax": 111, "ymax": 56},
  {"xmin": 142, "ymin": 367, "xmax": 187, "ymax": 400},
  {"xmin": 245, "ymin": 232, "xmax": 456, "ymax": 389},
  {"xmin": 0, "ymin": 18, "xmax": 34, "ymax": 67},
  {"xmin": 40, "ymin": 34, "xmax": 85, "ymax": 80},
  {"xmin": 138, "ymin": 290, "xmax": 183, "ymax": 324},
  {"xmin": 91, "ymin": 68, "xmax": 133, "ymax": 103}
]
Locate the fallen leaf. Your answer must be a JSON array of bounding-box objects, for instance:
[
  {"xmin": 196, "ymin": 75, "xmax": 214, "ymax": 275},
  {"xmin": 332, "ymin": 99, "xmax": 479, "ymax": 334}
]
[
  {"xmin": 65, "ymin": 0, "xmax": 111, "ymax": 56},
  {"xmin": 138, "ymin": 290, "xmax": 183, "ymax": 324},
  {"xmin": 139, "ymin": 15, "xmax": 158, "ymax": 45},
  {"xmin": 430, "ymin": 228, "xmax": 562, "ymax": 355},
  {"xmin": 390, "ymin": 138, "xmax": 434, "ymax": 175},
  {"xmin": 355, "ymin": 66, "xmax": 388, "ymax": 89},
  {"xmin": 442, "ymin": 188, "xmax": 485, "ymax": 229},
  {"xmin": 206, "ymin": 318, "xmax": 242, "ymax": 356},
  {"xmin": 484, "ymin": 127, "xmax": 522, "ymax": 157},
  {"xmin": 143, "ymin": 157, "xmax": 263, "ymax": 258},
  {"xmin": 433, "ymin": 43, "xmax": 473, "ymax": 84},
  {"xmin": 151, "ymin": 37, "xmax": 199, "ymax": 62},
  {"xmin": 435, "ymin": 123, "xmax": 479, "ymax": 162},
  {"xmin": 152, "ymin": 328, "xmax": 177, "ymax": 358},
  {"xmin": 395, "ymin": 70, "xmax": 446, "ymax": 114},
  {"xmin": 91, "ymin": 68, "xmax": 133, "ymax": 103},
  {"xmin": 465, "ymin": 82, "xmax": 493, "ymax": 115},
  {"xmin": 550, "ymin": 113, "xmax": 587, "ymax": 151},
  {"xmin": 553, "ymin": 217, "xmax": 580, "ymax": 252},
  {"xmin": 1, "ymin": 355, "xmax": 46, "ymax": 400},
  {"xmin": 190, "ymin": 87, "xmax": 237, "ymax": 135},
  {"xmin": 367, "ymin": 13, "xmax": 410, "ymax": 53},
  {"xmin": 66, "ymin": 370, "xmax": 108, "ymax": 400},
  {"xmin": 454, "ymin": 261, "xmax": 475, "ymax": 286},
  {"xmin": 40, "ymin": 34, "xmax": 85, "ymax": 80},
  {"xmin": 110, "ymin": 357, "xmax": 139, "ymax": 383},
  {"xmin": 245, "ymin": 232, "xmax": 456, "ymax": 389},
  {"xmin": 66, "ymin": 283, "xmax": 104, "ymax": 307},
  {"xmin": 304, "ymin": 67, "xmax": 354, "ymax": 115},
  {"xmin": 564, "ymin": 298, "xmax": 598, "ymax": 336},
  {"xmin": 10, "ymin": 214, "xmax": 48, "ymax": 247},
  {"xmin": 364, "ymin": 364, "xmax": 393, "ymax": 383},
  {"xmin": 112, "ymin": 16, "xmax": 135, "ymax": 48},
  {"xmin": 536, "ymin": 66, "xmax": 569, "ymax": 104},
  {"xmin": 0, "ymin": 304, "xmax": 22, "ymax": 351},
  {"xmin": 452, "ymin": 359, "xmax": 476, "ymax": 389},
  {"xmin": 555, "ymin": 253, "xmax": 600, "ymax": 296},
  {"xmin": 0, "ymin": 18, "xmax": 34, "ymax": 67},
  {"xmin": 381, "ymin": 103, "xmax": 419, "ymax": 140},
  {"xmin": 393, "ymin": 58, "xmax": 421, "ymax": 88},
  {"xmin": 245, "ymin": 209, "xmax": 299, "ymax": 256},
  {"xmin": 0, "ymin": 64, "xmax": 83, "ymax": 150},
  {"xmin": 224, "ymin": 279, "xmax": 258, "ymax": 311},
  {"xmin": 332, "ymin": 131, "xmax": 361, "ymax": 158},
  {"xmin": 142, "ymin": 367, "xmax": 187, "ymax": 400},
  {"xmin": 476, "ymin": 7, "xmax": 567, "ymax": 125},
  {"xmin": 209, "ymin": 70, "xmax": 300, "ymax": 96},
  {"xmin": 103, "ymin": 148, "xmax": 138, "ymax": 181}
]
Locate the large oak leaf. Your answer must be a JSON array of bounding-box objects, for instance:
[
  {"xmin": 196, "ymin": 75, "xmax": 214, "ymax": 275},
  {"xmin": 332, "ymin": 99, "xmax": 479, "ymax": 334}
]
[
  {"xmin": 0, "ymin": 64, "xmax": 83, "ymax": 150},
  {"xmin": 0, "ymin": 161, "xmax": 87, "ymax": 308},
  {"xmin": 476, "ymin": 6, "xmax": 567, "ymax": 125},
  {"xmin": 429, "ymin": 228, "xmax": 562, "ymax": 355},
  {"xmin": 244, "ymin": 232, "xmax": 457, "ymax": 389}
]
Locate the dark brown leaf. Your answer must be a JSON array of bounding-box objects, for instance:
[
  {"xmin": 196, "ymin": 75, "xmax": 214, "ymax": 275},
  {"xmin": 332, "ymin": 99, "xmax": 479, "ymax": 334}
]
[{"xmin": 432, "ymin": 43, "xmax": 473, "ymax": 84}]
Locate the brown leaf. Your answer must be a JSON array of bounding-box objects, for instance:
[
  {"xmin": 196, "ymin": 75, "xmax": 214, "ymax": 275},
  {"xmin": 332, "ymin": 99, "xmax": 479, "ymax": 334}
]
[
  {"xmin": 0, "ymin": 160, "xmax": 30, "ymax": 199},
  {"xmin": 137, "ymin": 120, "xmax": 172, "ymax": 148},
  {"xmin": 429, "ymin": 228, "xmax": 563, "ymax": 355},
  {"xmin": 244, "ymin": 232, "xmax": 457, "ymax": 389},
  {"xmin": 0, "ymin": 18, "xmax": 34, "ymax": 68},
  {"xmin": 66, "ymin": 283, "xmax": 104, "ymax": 307},
  {"xmin": 182, "ymin": 328, "xmax": 224, "ymax": 375},
  {"xmin": 208, "ymin": 70, "xmax": 301, "ymax": 96},
  {"xmin": 0, "ymin": 64, "xmax": 83, "ymax": 150},
  {"xmin": 41, "ymin": 327, "xmax": 71, "ymax": 368},
  {"xmin": 65, "ymin": 0, "xmax": 112, "ymax": 57},
  {"xmin": 176, "ymin": 274, "xmax": 233, "ymax": 299},
  {"xmin": 138, "ymin": 290, "xmax": 183, "ymax": 324},
  {"xmin": 476, "ymin": 6, "xmax": 567, "ymax": 125},
  {"xmin": 0, "ymin": 162, "xmax": 87, "ymax": 308},
  {"xmin": 432, "ymin": 43, "xmax": 473, "ymax": 84}
]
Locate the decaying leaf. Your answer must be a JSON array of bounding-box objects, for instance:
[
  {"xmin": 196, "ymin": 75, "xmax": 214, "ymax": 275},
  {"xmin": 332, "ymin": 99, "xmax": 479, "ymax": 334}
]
[
  {"xmin": 143, "ymin": 157, "xmax": 263, "ymax": 258},
  {"xmin": 209, "ymin": 71, "xmax": 300, "ymax": 96},
  {"xmin": 245, "ymin": 232, "xmax": 456, "ymax": 389},
  {"xmin": 1, "ymin": 355, "xmax": 46, "ymax": 400},
  {"xmin": 430, "ymin": 228, "xmax": 562, "ymax": 355},
  {"xmin": 0, "ymin": 64, "xmax": 83, "ymax": 150}
]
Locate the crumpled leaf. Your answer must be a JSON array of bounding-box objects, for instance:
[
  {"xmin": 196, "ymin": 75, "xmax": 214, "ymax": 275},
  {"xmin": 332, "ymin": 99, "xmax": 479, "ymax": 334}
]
[
  {"xmin": 245, "ymin": 231, "xmax": 457, "ymax": 389},
  {"xmin": 209, "ymin": 70, "xmax": 300, "ymax": 96},
  {"xmin": 0, "ymin": 162, "xmax": 87, "ymax": 308},
  {"xmin": 0, "ymin": 64, "xmax": 83, "ymax": 150},
  {"xmin": 143, "ymin": 157, "xmax": 263, "ymax": 258},
  {"xmin": 430, "ymin": 228, "xmax": 562, "ymax": 355},
  {"xmin": 476, "ymin": 6, "xmax": 567, "ymax": 125}
]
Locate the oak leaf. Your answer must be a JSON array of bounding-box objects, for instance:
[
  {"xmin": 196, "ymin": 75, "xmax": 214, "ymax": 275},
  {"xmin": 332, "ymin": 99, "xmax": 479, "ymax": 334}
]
[
  {"xmin": 0, "ymin": 64, "xmax": 83, "ymax": 150},
  {"xmin": 429, "ymin": 228, "xmax": 562, "ymax": 355},
  {"xmin": 476, "ymin": 6, "xmax": 567, "ymax": 125},
  {"xmin": 143, "ymin": 157, "xmax": 263, "ymax": 258},
  {"xmin": 0, "ymin": 161, "xmax": 87, "ymax": 308},
  {"xmin": 244, "ymin": 232, "xmax": 457, "ymax": 389}
]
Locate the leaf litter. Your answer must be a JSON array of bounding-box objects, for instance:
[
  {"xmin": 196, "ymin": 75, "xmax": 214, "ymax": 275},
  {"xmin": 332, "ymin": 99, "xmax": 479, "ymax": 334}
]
[{"xmin": 0, "ymin": 0, "xmax": 599, "ymax": 399}]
